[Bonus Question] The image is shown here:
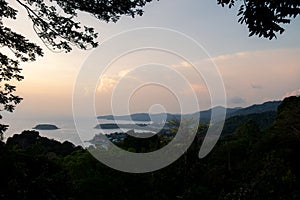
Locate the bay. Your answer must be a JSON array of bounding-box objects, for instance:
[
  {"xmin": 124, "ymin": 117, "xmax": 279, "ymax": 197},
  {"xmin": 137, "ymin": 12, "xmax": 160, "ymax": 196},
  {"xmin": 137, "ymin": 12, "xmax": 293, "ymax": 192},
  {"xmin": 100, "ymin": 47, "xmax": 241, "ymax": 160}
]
[{"xmin": 2, "ymin": 116, "xmax": 153, "ymax": 147}]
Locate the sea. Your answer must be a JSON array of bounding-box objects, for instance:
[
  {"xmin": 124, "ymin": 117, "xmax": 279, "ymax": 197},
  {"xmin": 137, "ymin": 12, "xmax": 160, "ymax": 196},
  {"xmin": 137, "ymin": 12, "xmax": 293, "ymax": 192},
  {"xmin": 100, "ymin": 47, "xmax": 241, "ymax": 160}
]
[{"xmin": 2, "ymin": 116, "xmax": 151, "ymax": 147}]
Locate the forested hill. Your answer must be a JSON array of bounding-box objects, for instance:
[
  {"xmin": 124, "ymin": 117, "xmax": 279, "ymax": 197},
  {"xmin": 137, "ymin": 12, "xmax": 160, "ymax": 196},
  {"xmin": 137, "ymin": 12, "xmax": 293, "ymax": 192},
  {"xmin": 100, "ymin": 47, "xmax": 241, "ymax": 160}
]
[
  {"xmin": 221, "ymin": 111, "xmax": 277, "ymax": 135},
  {"xmin": 228, "ymin": 100, "xmax": 281, "ymax": 117},
  {"xmin": 97, "ymin": 100, "xmax": 281, "ymax": 123},
  {"xmin": 0, "ymin": 96, "xmax": 299, "ymax": 199}
]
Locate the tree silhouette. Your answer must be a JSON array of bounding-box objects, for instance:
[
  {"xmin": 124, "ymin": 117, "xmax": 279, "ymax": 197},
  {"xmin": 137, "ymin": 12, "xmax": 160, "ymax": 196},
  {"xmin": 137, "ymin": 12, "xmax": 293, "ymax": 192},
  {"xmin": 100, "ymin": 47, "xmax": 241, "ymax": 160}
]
[
  {"xmin": 0, "ymin": 0, "xmax": 154, "ymax": 139},
  {"xmin": 217, "ymin": 0, "xmax": 300, "ymax": 39}
]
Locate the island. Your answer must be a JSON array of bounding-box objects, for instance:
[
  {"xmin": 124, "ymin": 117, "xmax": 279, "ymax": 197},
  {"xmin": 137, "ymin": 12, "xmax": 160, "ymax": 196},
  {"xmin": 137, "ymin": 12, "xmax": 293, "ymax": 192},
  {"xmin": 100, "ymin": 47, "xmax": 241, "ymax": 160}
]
[
  {"xmin": 32, "ymin": 124, "xmax": 59, "ymax": 130},
  {"xmin": 97, "ymin": 113, "xmax": 152, "ymax": 121}
]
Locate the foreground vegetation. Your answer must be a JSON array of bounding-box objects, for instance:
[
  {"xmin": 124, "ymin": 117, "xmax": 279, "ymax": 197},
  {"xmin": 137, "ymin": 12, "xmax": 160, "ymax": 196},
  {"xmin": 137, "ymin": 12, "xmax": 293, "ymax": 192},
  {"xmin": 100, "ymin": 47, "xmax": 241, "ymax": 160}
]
[{"xmin": 0, "ymin": 96, "xmax": 299, "ymax": 199}]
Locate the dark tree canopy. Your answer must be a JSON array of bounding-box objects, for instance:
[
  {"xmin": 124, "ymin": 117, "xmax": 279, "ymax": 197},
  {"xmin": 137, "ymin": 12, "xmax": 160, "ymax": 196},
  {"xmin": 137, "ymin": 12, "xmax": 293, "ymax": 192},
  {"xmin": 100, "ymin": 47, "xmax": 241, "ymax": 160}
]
[
  {"xmin": 0, "ymin": 0, "xmax": 154, "ymax": 138},
  {"xmin": 217, "ymin": 0, "xmax": 300, "ymax": 40}
]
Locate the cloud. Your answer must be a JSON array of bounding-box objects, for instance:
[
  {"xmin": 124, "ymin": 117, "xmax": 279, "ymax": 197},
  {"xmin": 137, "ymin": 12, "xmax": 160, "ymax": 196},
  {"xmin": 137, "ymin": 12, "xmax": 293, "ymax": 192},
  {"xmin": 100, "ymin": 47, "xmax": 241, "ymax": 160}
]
[
  {"xmin": 229, "ymin": 96, "xmax": 246, "ymax": 104},
  {"xmin": 97, "ymin": 69, "xmax": 134, "ymax": 93},
  {"xmin": 251, "ymin": 83, "xmax": 262, "ymax": 89},
  {"xmin": 180, "ymin": 61, "xmax": 193, "ymax": 68},
  {"xmin": 210, "ymin": 51, "xmax": 250, "ymax": 62},
  {"xmin": 283, "ymin": 88, "xmax": 300, "ymax": 98},
  {"xmin": 212, "ymin": 48, "xmax": 300, "ymax": 105},
  {"xmin": 180, "ymin": 83, "xmax": 207, "ymax": 95},
  {"xmin": 118, "ymin": 69, "xmax": 130, "ymax": 77},
  {"xmin": 97, "ymin": 76, "xmax": 117, "ymax": 93},
  {"xmin": 96, "ymin": 48, "xmax": 300, "ymax": 113}
]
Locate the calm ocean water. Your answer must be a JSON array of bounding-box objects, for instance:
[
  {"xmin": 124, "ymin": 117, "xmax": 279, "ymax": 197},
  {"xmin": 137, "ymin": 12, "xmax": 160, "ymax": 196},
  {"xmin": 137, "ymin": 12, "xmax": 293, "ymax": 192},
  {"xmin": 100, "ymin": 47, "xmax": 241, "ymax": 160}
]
[{"xmin": 2, "ymin": 117, "xmax": 150, "ymax": 147}]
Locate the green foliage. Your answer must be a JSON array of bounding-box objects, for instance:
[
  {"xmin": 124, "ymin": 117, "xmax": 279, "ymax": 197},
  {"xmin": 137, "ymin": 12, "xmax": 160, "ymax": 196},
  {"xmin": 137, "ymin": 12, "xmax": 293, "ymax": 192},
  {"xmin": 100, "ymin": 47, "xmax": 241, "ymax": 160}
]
[{"xmin": 217, "ymin": 0, "xmax": 300, "ymax": 39}]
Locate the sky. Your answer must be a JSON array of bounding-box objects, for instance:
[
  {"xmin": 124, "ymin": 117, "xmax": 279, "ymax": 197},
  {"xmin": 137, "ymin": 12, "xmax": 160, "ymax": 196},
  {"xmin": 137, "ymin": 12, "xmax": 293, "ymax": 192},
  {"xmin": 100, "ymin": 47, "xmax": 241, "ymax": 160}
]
[{"xmin": 2, "ymin": 0, "xmax": 300, "ymax": 119}]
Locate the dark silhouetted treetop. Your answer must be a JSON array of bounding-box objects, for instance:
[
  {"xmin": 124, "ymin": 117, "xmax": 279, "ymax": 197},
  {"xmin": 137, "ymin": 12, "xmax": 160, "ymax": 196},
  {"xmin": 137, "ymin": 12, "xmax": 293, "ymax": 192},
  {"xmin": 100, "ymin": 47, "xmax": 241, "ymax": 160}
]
[
  {"xmin": 5, "ymin": 0, "xmax": 156, "ymax": 53},
  {"xmin": 217, "ymin": 0, "xmax": 300, "ymax": 39},
  {"xmin": 0, "ymin": 0, "xmax": 155, "ymax": 139},
  {"xmin": 273, "ymin": 95, "xmax": 300, "ymax": 137}
]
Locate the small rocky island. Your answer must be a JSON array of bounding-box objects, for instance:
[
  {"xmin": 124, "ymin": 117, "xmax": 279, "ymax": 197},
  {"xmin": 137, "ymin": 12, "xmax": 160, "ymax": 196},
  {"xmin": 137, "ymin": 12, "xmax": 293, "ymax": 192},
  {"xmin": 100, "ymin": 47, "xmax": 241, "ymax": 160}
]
[{"xmin": 33, "ymin": 124, "xmax": 59, "ymax": 130}]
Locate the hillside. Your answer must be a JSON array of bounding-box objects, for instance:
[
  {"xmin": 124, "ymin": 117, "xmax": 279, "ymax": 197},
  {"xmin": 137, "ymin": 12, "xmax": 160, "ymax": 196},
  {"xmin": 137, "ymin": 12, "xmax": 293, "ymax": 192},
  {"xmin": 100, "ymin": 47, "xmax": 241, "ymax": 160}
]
[
  {"xmin": 97, "ymin": 100, "xmax": 281, "ymax": 124},
  {"xmin": 228, "ymin": 100, "xmax": 281, "ymax": 117},
  {"xmin": 221, "ymin": 111, "xmax": 277, "ymax": 135},
  {"xmin": 0, "ymin": 96, "xmax": 299, "ymax": 199}
]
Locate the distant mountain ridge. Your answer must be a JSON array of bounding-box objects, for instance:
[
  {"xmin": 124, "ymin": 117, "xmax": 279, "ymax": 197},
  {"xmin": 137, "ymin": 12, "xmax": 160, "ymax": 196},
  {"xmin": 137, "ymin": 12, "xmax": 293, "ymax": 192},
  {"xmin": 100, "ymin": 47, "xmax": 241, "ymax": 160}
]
[
  {"xmin": 97, "ymin": 100, "xmax": 282, "ymax": 123},
  {"xmin": 227, "ymin": 100, "xmax": 281, "ymax": 117}
]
